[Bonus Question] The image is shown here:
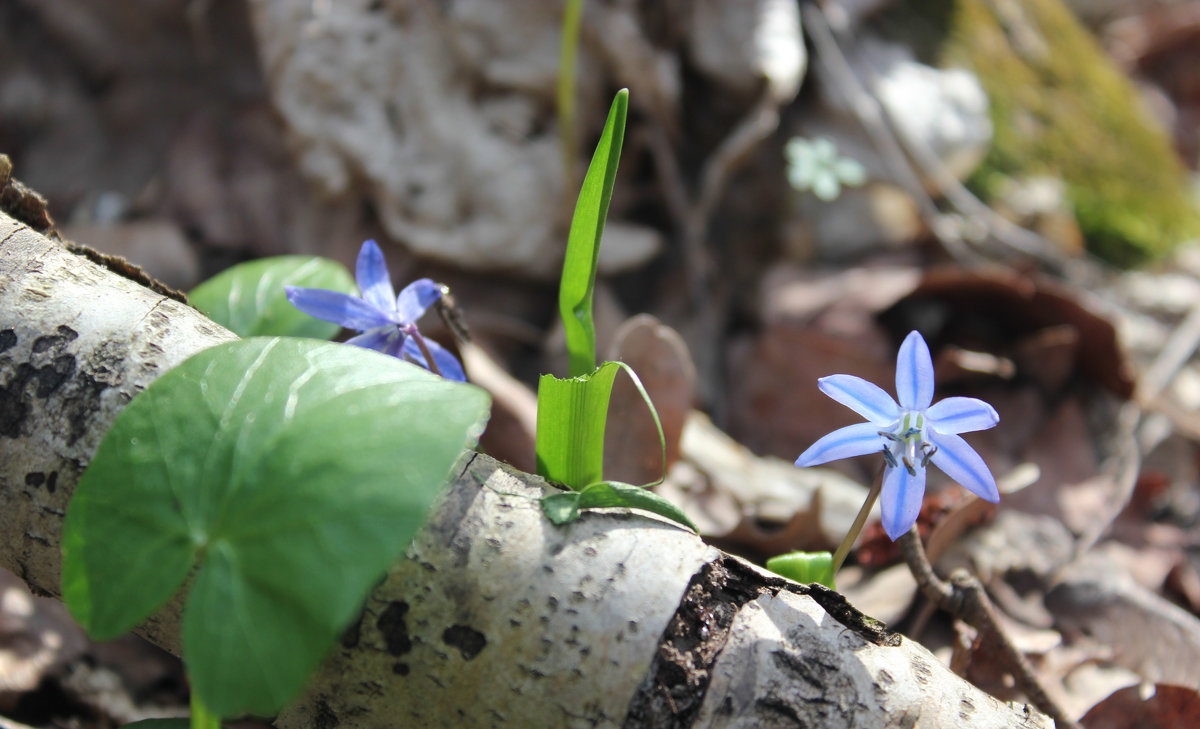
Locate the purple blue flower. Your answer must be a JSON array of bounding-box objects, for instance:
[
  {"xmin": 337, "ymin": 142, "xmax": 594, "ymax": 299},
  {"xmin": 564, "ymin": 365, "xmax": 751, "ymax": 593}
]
[
  {"xmin": 794, "ymin": 330, "xmax": 999, "ymax": 540},
  {"xmin": 285, "ymin": 240, "xmax": 465, "ymax": 381}
]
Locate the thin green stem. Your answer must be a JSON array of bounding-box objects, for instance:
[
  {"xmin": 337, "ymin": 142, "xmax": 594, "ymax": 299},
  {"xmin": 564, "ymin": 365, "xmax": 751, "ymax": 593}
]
[
  {"xmin": 190, "ymin": 692, "xmax": 221, "ymax": 729},
  {"xmin": 831, "ymin": 465, "xmax": 885, "ymax": 574},
  {"xmin": 557, "ymin": 0, "xmax": 584, "ymax": 194}
]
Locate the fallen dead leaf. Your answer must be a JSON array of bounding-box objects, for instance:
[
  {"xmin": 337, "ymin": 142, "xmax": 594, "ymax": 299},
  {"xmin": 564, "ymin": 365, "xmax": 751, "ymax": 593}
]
[{"xmin": 1081, "ymin": 683, "xmax": 1200, "ymax": 729}]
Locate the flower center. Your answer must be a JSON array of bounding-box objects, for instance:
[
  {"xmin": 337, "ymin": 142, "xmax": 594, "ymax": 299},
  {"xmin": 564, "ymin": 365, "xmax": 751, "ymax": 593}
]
[{"xmin": 878, "ymin": 411, "xmax": 937, "ymax": 475}]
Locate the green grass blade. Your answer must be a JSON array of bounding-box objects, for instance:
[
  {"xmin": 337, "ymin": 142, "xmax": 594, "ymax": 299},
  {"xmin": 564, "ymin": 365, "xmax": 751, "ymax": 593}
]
[
  {"xmin": 535, "ymin": 362, "xmax": 621, "ymax": 488},
  {"xmin": 557, "ymin": 0, "xmax": 584, "ymax": 193},
  {"xmin": 559, "ymin": 89, "xmax": 628, "ymax": 376},
  {"xmin": 576, "ymin": 481, "xmax": 696, "ymax": 531}
]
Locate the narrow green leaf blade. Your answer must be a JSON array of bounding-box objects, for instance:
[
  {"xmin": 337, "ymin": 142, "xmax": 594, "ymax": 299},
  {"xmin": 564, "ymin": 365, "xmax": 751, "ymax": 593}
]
[
  {"xmin": 189, "ymin": 256, "xmax": 355, "ymax": 338},
  {"xmin": 63, "ymin": 337, "xmax": 491, "ymax": 717},
  {"xmin": 575, "ymin": 481, "xmax": 696, "ymax": 531},
  {"xmin": 534, "ymin": 362, "xmax": 620, "ymax": 489},
  {"xmin": 559, "ymin": 89, "xmax": 628, "ymax": 376},
  {"xmin": 766, "ymin": 551, "xmax": 837, "ymax": 590},
  {"xmin": 540, "ymin": 492, "xmax": 582, "ymax": 525}
]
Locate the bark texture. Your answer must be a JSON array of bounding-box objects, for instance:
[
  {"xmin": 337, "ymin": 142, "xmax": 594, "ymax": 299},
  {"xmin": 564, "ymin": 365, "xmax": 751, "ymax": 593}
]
[{"xmin": 0, "ymin": 211, "xmax": 1053, "ymax": 728}]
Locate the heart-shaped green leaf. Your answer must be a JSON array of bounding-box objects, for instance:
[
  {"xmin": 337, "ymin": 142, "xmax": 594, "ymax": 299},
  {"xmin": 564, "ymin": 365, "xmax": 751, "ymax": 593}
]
[
  {"xmin": 62, "ymin": 337, "xmax": 490, "ymax": 717},
  {"xmin": 189, "ymin": 256, "xmax": 355, "ymax": 339}
]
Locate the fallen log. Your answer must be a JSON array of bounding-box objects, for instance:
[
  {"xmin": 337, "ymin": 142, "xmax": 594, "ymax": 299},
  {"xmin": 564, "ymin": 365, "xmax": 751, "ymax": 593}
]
[{"xmin": 0, "ymin": 210, "xmax": 1053, "ymax": 728}]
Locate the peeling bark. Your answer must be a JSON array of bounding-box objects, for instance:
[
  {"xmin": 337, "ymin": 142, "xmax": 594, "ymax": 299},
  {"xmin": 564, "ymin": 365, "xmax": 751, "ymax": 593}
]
[{"xmin": 0, "ymin": 211, "xmax": 1053, "ymax": 728}]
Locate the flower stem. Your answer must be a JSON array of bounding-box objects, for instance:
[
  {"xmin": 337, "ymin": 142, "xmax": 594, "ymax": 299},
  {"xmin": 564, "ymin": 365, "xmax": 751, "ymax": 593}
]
[
  {"xmin": 830, "ymin": 465, "xmax": 884, "ymax": 574},
  {"xmin": 410, "ymin": 331, "xmax": 443, "ymax": 377}
]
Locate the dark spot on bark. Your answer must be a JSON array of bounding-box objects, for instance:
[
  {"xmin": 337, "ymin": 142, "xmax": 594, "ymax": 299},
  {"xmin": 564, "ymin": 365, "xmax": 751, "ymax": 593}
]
[
  {"xmin": 66, "ymin": 369, "xmax": 109, "ymax": 445},
  {"xmin": 0, "ymin": 329, "xmax": 15, "ymax": 353},
  {"xmin": 24, "ymin": 473, "xmax": 43, "ymax": 487},
  {"xmin": 442, "ymin": 625, "xmax": 486, "ymax": 660},
  {"xmin": 757, "ymin": 697, "xmax": 802, "ymax": 721},
  {"xmin": 392, "ymin": 662, "xmax": 410, "ymax": 675},
  {"xmin": 376, "ymin": 601, "xmax": 412, "ymax": 656},
  {"xmin": 45, "ymin": 471, "xmax": 56, "ymax": 493},
  {"xmin": 35, "ymin": 355, "xmax": 75, "ymax": 397},
  {"xmin": 312, "ymin": 699, "xmax": 339, "ymax": 729},
  {"xmin": 32, "ymin": 325, "xmax": 77, "ymax": 353}
]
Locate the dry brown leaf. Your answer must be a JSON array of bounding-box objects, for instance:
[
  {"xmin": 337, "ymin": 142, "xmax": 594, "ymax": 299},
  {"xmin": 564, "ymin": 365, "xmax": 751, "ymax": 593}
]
[
  {"xmin": 1047, "ymin": 568, "xmax": 1200, "ymax": 689},
  {"xmin": 1081, "ymin": 684, "xmax": 1200, "ymax": 729},
  {"xmin": 604, "ymin": 315, "xmax": 696, "ymax": 486}
]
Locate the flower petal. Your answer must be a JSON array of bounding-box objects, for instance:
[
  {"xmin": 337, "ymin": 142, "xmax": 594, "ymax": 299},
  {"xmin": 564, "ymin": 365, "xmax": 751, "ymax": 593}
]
[
  {"xmin": 794, "ymin": 422, "xmax": 884, "ymax": 467},
  {"xmin": 355, "ymin": 240, "xmax": 398, "ymax": 315},
  {"xmin": 896, "ymin": 330, "xmax": 935, "ymax": 410},
  {"xmin": 396, "ymin": 278, "xmax": 443, "ymax": 324},
  {"xmin": 927, "ymin": 431, "xmax": 999, "ymax": 502},
  {"xmin": 285, "ymin": 286, "xmax": 396, "ymax": 330},
  {"xmin": 880, "ymin": 464, "xmax": 927, "ymax": 540},
  {"xmin": 345, "ymin": 328, "xmax": 397, "ymax": 353},
  {"xmin": 926, "ymin": 397, "xmax": 999, "ymax": 434},
  {"xmin": 402, "ymin": 335, "xmax": 466, "ymax": 382},
  {"xmin": 818, "ymin": 375, "xmax": 901, "ymax": 425}
]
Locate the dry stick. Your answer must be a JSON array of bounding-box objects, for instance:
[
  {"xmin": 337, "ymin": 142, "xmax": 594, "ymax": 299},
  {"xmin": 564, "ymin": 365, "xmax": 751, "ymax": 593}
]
[
  {"xmin": 646, "ymin": 91, "xmax": 784, "ymax": 418},
  {"xmin": 897, "ymin": 528, "xmax": 1083, "ymax": 729},
  {"xmin": 798, "ymin": 2, "xmax": 975, "ymax": 266},
  {"xmin": 801, "ymin": 2, "xmax": 1082, "ymax": 279}
]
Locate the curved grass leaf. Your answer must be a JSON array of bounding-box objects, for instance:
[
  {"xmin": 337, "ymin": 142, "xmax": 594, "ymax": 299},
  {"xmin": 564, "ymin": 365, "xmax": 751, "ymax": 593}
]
[
  {"xmin": 62, "ymin": 337, "xmax": 490, "ymax": 717},
  {"xmin": 560, "ymin": 90, "xmax": 628, "ymax": 376},
  {"xmin": 541, "ymin": 481, "xmax": 695, "ymax": 532},
  {"xmin": 189, "ymin": 256, "xmax": 354, "ymax": 339}
]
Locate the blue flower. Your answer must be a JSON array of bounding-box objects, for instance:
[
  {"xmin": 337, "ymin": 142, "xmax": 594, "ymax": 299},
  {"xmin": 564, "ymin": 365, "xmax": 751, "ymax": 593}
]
[
  {"xmin": 794, "ymin": 331, "xmax": 999, "ymax": 540},
  {"xmin": 285, "ymin": 240, "xmax": 466, "ymax": 381}
]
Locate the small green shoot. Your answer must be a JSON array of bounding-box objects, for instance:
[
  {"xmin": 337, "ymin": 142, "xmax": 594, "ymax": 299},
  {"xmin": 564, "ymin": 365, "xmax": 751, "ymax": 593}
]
[
  {"xmin": 535, "ymin": 89, "xmax": 693, "ymax": 531},
  {"xmin": 766, "ymin": 551, "xmax": 836, "ymax": 590}
]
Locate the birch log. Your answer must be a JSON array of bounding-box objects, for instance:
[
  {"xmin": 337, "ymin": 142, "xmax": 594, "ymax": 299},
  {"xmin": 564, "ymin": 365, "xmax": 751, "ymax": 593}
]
[{"xmin": 0, "ymin": 211, "xmax": 1053, "ymax": 728}]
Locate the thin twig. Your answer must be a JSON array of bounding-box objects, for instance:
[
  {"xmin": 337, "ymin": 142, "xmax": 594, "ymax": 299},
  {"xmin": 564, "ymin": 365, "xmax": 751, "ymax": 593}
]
[
  {"xmin": 800, "ymin": 2, "xmax": 976, "ymax": 266},
  {"xmin": 800, "ymin": 2, "xmax": 1087, "ymax": 278},
  {"xmin": 897, "ymin": 529, "xmax": 1082, "ymax": 729}
]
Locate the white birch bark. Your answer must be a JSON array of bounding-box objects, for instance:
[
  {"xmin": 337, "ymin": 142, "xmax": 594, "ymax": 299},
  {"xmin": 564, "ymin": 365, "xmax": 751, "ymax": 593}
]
[{"xmin": 0, "ymin": 212, "xmax": 1053, "ymax": 728}]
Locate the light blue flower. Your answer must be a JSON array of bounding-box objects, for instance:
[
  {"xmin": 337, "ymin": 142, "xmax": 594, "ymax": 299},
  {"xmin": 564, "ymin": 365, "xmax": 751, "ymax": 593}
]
[
  {"xmin": 285, "ymin": 240, "xmax": 466, "ymax": 381},
  {"xmin": 794, "ymin": 331, "xmax": 999, "ymax": 540}
]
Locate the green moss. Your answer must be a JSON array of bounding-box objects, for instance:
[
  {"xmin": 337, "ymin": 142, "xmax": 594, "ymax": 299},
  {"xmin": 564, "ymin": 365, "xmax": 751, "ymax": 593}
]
[{"xmin": 878, "ymin": 0, "xmax": 1200, "ymax": 266}]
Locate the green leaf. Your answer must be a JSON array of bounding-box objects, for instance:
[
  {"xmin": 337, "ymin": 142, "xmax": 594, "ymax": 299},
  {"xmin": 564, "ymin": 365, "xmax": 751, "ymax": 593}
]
[
  {"xmin": 540, "ymin": 491, "xmax": 582, "ymax": 525},
  {"xmin": 540, "ymin": 482, "xmax": 695, "ymax": 531},
  {"xmin": 560, "ymin": 90, "xmax": 628, "ymax": 376},
  {"xmin": 535, "ymin": 362, "xmax": 621, "ymax": 489},
  {"xmin": 578, "ymin": 481, "xmax": 696, "ymax": 531},
  {"xmin": 765, "ymin": 551, "xmax": 837, "ymax": 590},
  {"xmin": 62, "ymin": 338, "xmax": 490, "ymax": 717},
  {"xmin": 189, "ymin": 256, "xmax": 355, "ymax": 338}
]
